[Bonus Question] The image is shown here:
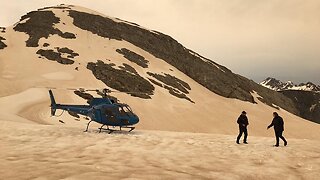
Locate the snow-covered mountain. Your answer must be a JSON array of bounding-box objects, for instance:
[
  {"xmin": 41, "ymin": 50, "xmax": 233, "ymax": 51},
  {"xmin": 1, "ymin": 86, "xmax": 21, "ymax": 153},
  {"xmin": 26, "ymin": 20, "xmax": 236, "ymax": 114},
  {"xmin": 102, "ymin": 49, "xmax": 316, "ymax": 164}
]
[
  {"xmin": 0, "ymin": 4, "xmax": 319, "ymax": 134},
  {"xmin": 260, "ymin": 77, "xmax": 320, "ymax": 123},
  {"xmin": 260, "ymin": 77, "xmax": 320, "ymax": 92},
  {"xmin": 1, "ymin": 5, "xmax": 320, "ymax": 178}
]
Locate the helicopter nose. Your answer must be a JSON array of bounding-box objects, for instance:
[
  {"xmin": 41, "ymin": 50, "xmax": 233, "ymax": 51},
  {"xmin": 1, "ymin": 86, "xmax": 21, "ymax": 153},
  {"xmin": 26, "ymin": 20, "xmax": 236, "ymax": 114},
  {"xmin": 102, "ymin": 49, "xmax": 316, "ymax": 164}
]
[{"xmin": 131, "ymin": 115, "xmax": 139, "ymax": 125}]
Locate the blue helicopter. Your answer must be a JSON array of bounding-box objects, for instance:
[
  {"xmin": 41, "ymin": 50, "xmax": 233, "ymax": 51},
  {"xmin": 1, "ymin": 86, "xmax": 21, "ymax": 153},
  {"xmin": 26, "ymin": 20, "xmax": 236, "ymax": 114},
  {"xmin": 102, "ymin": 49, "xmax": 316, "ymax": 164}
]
[{"xmin": 49, "ymin": 88, "xmax": 139, "ymax": 133}]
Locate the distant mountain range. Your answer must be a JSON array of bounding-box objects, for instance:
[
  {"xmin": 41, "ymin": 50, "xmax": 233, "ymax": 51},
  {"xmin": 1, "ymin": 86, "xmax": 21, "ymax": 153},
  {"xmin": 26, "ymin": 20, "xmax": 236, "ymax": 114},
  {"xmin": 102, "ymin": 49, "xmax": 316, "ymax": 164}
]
[
  {"xmin": 260, "ymin": 77, "xmax": 320, "ymax": 124},
  {"xmin": 260, "ymin": 77, "xmax": 320, "ymax": 92}
]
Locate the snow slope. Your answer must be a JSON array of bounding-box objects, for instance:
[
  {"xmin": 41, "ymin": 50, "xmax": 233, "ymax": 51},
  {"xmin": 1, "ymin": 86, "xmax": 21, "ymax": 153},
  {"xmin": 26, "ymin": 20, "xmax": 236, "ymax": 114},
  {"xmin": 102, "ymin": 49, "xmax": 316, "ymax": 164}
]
[{"xmin": 0, "ymin": 121, "xmax": 319, "ymax": 180}]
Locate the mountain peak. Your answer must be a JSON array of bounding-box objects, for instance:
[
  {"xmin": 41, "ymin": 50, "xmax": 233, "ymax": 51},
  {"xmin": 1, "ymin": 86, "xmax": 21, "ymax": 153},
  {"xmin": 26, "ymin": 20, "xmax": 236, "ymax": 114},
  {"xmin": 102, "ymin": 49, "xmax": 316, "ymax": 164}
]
[{"xmin": 260, "ymin": 78, "xmax": 320, "ymax": 92}]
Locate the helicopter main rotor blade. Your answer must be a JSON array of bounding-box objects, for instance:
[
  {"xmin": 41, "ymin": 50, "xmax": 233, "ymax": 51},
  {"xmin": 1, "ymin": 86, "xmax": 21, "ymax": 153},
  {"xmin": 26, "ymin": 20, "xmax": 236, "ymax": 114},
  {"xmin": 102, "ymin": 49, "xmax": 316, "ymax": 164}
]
[{"xmin": 33, "ymin": 86, "xmax": 153, "ymax": 95}]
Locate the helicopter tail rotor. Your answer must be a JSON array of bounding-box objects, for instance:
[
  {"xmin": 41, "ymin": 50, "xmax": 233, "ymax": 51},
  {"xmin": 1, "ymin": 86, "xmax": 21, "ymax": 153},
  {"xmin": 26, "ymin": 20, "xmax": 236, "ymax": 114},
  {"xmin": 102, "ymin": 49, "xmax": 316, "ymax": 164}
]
[{"xmin": 49, "ymin": 90, "xmax": 57, "ymax": 116}]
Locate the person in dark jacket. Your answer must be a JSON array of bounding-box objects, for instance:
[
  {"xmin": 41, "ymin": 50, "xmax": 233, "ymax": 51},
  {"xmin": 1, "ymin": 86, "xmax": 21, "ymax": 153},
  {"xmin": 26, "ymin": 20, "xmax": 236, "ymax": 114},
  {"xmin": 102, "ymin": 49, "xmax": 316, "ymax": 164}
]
[
  {"xmin": 236, "ymin": 111, "xmax": 249, "ymax": 144},
  {"xmin": 267, "ymin": 112, "xmax": 288, "ymax": 147}
]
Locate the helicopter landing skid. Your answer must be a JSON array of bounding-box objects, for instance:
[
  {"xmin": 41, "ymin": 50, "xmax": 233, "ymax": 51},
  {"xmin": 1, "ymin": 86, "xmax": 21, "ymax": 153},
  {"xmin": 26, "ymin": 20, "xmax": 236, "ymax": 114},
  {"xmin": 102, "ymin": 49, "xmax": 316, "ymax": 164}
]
[
  {"xmin": 84, "ymin": 120, "xmax": 93, "ymax": 132},
  {"xmin": 98, "ymin": 125, "xmax": 135, "ymax": 134}
]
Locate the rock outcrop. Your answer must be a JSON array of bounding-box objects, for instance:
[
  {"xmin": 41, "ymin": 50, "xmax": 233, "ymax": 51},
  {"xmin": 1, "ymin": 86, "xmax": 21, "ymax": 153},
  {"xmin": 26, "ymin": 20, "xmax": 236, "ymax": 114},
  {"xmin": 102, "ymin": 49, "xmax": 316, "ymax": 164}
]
[
  {"xmin": 280, "ymin": 90, "xmax": 320, "ymax": 124},
  {"xmin": 87, "ymin": 60, "xmax": 155, "ymax": 99},
  {"xmin": 0, "ymin": 36, "xmax": 7, "ymax": 49},
  {"xmin": 36, "ymin": 48, "xmax": 76, "ymax": 64},
  {"xmin": 116, "ymin": 48, "xmax": 149, "ymax": 68},
  {"xmin": 14, "ymin": 11, "xmax": 75, "ymax": 47}
]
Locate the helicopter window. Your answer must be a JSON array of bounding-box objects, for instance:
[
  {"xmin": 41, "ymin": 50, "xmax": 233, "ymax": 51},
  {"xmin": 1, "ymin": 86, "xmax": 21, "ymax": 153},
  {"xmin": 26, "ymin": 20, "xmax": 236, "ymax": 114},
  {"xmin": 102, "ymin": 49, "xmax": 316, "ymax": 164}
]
[
  {"xmin": 123, "ymin": 106, "xmax": 132, "ymax": 113},
  {"xmin": 119, "ymin": 107, "xmax": 126, "ymax": 115}
]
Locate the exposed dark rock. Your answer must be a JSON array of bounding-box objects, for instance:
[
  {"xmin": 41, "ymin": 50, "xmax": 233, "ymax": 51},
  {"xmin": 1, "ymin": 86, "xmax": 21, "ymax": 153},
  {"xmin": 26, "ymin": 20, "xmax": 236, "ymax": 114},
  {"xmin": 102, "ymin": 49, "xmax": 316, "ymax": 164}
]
[
  {"xmin": 43, "ymin": 43, "xmax": 50, "ymax": 47},
  {"xmin": 147, "ymin": 72, "xmax": 193, "ymax": 103},
  {"xmin": 116, "ymin": 48, "xmax": 149, "ymax": 68},
  {"xmin": 164, "ymin": 85, "xmax": 194, "ymax": 103},
  {"xmin": 57, "ymin": 47, "xmax": 79, "ymax": 58},
  {"xmin": 147, "ymin": 72, "xmax": 191, "ymax": 94},
  {"xmin": 0, "ymin": 27, "xmax": 5, "ymax": 33},
  {"xmin": 36, "ymin": 49, "xmax": 74, "ymax": 64},
  {"xmin": 280, "ymin": 90, "xmax": 320, "ymax": 124},
  {"xmin": 14, "ymin": 10, "xmax": 76, "ymax": 47},
  {"xmin": 36, "ymin": 46, "xmax": 78, "ymax": 65},
  {"xmin": 60, "ymin": 32, "xmax": 76, "ymax": 39},
  {"xmin": 87, "ymin": 60, "xmax": 154, "ymax": 99},
  {"xmin": 0, "ymin": 36, "xmax": 7, "ymax": 49},
  {"xmin": 68, "ymin": 10, "xmax": 297, "ymax": 115}
]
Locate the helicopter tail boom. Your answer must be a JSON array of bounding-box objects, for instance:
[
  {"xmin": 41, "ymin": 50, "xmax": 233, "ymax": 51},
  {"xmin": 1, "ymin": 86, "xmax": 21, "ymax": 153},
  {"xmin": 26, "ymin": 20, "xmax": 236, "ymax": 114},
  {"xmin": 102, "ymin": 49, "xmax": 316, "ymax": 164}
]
[{"xmin": 49, "ymin": 90, "xmax": 57, "ymax": 116}]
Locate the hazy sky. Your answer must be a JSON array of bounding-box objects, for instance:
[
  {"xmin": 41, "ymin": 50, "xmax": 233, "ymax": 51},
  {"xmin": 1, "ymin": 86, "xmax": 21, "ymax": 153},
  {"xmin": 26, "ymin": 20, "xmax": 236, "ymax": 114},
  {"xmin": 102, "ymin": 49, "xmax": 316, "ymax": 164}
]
[{"xmin": 1, "ymin": 0, "xmax": 319, "ymax": 84}]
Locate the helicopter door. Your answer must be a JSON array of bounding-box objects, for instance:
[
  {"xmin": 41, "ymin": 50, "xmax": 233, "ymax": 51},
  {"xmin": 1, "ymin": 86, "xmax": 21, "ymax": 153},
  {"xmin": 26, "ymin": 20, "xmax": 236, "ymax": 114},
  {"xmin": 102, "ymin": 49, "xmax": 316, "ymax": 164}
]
[{"xmin": 105, "ymin": 107, "xmax": 117, "ymax": 122}]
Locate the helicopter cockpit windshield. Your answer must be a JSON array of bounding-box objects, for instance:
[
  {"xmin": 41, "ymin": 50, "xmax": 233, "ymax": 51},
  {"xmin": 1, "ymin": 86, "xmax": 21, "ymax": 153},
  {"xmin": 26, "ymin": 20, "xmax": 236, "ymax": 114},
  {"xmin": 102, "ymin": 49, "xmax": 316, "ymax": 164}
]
[{"xmin": 118, "ymin": 104, "xmax": 134, "ymax": 116}]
